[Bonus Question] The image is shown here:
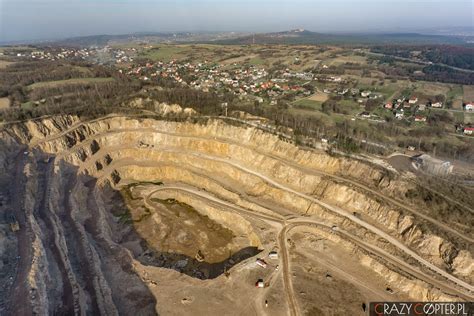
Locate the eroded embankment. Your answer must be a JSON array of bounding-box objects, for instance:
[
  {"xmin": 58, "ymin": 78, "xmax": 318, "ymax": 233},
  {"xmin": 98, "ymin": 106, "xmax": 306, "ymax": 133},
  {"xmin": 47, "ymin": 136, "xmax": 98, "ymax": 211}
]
[{"xmin": 0, "ymin": 114, "xmax": 473, "ymax": 313}]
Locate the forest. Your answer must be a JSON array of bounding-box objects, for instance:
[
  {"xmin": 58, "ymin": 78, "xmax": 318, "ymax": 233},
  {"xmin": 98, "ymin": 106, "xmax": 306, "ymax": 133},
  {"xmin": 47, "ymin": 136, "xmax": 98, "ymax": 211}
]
[{"xmin": 371, "ymin": 45, "xmax": 474, "ymax": 71}]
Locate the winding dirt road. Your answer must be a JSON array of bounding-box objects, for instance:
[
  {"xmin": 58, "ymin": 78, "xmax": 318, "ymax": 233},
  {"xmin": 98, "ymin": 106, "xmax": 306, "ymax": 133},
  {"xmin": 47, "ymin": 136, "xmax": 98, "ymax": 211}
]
[
  {"xmin": 25, "ymin": 116, "xmax": 474, "ymax": 313},
  {"xmin": 144, "ymin": 184, "xmax": 474, "ymax": 315},
  {"xmin": 96, "ymin": 150, "xmax": 474, "ymax": 295},
  {"xmin": 46, "ymin": 125, "xmax": 473, "ymax": 244}
]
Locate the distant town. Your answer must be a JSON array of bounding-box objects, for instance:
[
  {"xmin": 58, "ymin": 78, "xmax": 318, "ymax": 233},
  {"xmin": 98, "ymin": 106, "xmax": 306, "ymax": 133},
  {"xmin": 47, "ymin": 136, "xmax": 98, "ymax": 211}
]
[{"xmin": 4, "ymin": 45, "xmax": 472, "ymax": 137}]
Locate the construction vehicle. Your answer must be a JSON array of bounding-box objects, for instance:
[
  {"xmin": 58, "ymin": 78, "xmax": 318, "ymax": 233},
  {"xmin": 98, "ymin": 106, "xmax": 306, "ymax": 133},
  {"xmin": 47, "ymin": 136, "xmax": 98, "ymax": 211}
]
[{"xmin": 256, "ymin": 258, "xmax": 267, "ymax": 268}]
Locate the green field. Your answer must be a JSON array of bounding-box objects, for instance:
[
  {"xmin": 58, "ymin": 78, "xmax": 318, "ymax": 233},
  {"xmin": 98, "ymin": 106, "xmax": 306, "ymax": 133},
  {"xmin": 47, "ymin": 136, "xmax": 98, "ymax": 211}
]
[
  {"xmin": 27, "ymin": 77, "xmax": 115, "ymax": 90},
  {"xmin": 339, "ymin": 99, "xmax": 362, "ymax": 115},
  {"xmin": 464, "ymin": 112, "xmax": 474, "ymax": 124},
  {"xmin": 452, "ymin": 111, "xmax": 464, "ymax": 123},
  {"xmin": 139, "ymin": 46, "xmax": 190, "ymax": 62},
  {"xmin": 293, "ymin": 98, "xmax": 322, "ymax": 110},
  {"xmin": 322, "ymin": 54, "xmax": 368, "ymax": 67},
  {"xmin": 289, "ymin": 108, "xmax": 332, "ymax": 121},
  {"xmin": 248, "ymin": 57, "xmax": 265, "ymax": 66},
  {"xmin": 414, "ymin": 82, "xmax": 451, "ymax": 96},
  {"xmin": 463, "ymin": 85, "xmax": 474, "ymax": 102},
  {"xmin": 21, "ymin": 101, "xmax": 34, "ymax": 110},
  {"xmin": 447, "ymin": 85, "xmax": 464, "ymax": 109}
]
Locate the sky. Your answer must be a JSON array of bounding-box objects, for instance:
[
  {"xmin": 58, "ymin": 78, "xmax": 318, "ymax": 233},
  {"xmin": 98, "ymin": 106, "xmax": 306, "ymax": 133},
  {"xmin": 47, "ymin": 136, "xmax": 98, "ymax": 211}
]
[{"xmin": 0, "ymin": 0, "xmax": 473, "ymax": 42}]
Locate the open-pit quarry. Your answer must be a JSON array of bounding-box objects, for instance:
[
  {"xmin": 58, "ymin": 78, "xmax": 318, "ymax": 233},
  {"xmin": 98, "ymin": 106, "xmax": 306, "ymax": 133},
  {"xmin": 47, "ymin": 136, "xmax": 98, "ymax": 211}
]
[{"xmin": 0, "ymin": 114, "xmax": 472, "ymax": 315}]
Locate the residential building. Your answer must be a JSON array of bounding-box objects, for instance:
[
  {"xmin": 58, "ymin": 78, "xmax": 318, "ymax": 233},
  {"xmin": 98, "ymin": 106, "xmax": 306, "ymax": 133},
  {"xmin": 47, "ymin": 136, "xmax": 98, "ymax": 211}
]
[
  {"xmin": 361, "ymin": 91, "xmax": 371, "ymax": 98},
  {"xmin": 464, "ymin": 127, "xmax": 474, "ymax": 135},
  {"xmin": 268, "ymin": 251, "xmax": 278, "ymax": 260},
  {"xmin": 409, "ymin": 97, "xmax": 418, "ymax": 104}
]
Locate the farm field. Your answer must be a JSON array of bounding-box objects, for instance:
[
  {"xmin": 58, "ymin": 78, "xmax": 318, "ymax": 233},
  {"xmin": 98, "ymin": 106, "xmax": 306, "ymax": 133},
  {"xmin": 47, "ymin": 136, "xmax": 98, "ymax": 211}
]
[
  {"xmin": 293, "ymin": 98, "xmax": 322, "ymax": 110},
  {"xmin": 136, "ymin": 44, "xmax": 339, "ymax": 71},
  {"xmin": 463, "ymin": 85, "xmax": 474, "ymax": 102},
  {"xmin": 464, "ymin": 112, "xmax": 474, "ymax": 124},
  {"xmin": 289, "ymin": 107, "xmax": 331, "ymax": 121},
  {"xmin": 309, "ymin": 92, "xmax": 329, "ymax": 102},
  {"xmin": 27, "ymin": 77, "xmax": 115, "ymax": 90},
  {"xmin": 139, "ymin": 45, "xmax": 191, "ymax": 62},
  {"xmin": 447, "ymin": 85, "xmax": 464, "ymax": 109},
  {"xmin": 321, "ymin": 54, "xmax": 368, "ymax": 66},
  {"xmin": 0, "ymin": 97, "xmax": 10, "ymax": 109},
  {"xmin": 0, "ymin": 60, "xmax": 14, "ymax": 69},
  {"xmin": 413, "ymin": 82, "xmax": 451, "ymax": 96}
]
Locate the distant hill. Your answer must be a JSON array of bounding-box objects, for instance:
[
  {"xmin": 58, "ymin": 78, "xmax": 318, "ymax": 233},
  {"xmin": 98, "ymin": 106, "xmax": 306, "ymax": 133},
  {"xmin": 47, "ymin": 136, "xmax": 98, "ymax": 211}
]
[
  {"xmin": 47, "ymin": 32, "xmax": 248, "ymax": 47},
  {"xmin": 48, "ymin": 33, "xmax": 185, "ymax": 47},
  {"xmin": 36, "ymin": 29, "xmax": 469, "ymax": 48},
  {"xmin": 215, "ymin": 29, "xmax": 468, "ymax": 46}
]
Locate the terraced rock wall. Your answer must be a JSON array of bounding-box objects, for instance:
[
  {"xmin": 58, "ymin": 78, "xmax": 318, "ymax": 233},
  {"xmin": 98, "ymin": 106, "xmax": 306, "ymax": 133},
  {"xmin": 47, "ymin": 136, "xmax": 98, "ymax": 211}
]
[{"xmin": 1, "ymin": 114, "xmax": 472, "ymax": 314}]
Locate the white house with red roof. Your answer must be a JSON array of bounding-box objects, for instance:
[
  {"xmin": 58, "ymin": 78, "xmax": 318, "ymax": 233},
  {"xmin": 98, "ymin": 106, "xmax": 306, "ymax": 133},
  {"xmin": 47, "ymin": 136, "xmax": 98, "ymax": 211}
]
[
  {"xmin": 415, "ymin": 116, "xmax": 427, "ymax": 122},
  {"xmin": 464, "ymin": 127, "xmax": 474, "ymax": 135}
]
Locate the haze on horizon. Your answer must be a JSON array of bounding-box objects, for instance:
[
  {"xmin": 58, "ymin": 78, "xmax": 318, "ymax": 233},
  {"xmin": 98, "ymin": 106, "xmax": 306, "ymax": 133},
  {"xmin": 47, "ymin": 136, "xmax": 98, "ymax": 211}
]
[{"xmin": 0, "ymin": 0, "xmax": 473, "ymax": 42}]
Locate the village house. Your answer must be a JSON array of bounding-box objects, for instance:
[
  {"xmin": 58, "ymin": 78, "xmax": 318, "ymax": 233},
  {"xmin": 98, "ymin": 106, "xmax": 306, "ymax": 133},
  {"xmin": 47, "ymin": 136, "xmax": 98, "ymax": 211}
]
[
  {"xmin": 431, "ymin": 102, "xmax": 443, "ymax": 108},
  {"xmin": 384, "ymin": 102, "xmax": 393, "ymax": 109},
  {"xmin": 464, "ymin": 127, "xmax": 474, "ymax": 135},
  {"xmin": 361, "ymin": 91, "xmax": 371, "ymax": 98},
  {"xmin": 417, "ymin": 104, "xmax": 426, "ymax": 111},
  {"xmin": 408, "ymin": 97, "xmax": 418, "ymax": 104},
  {"xmin": 268, "ymin": 251, "xmax": 278, "ymax": 260},
  {"xmin": 414, "ymin": 116, "xmax": 427, "ymax": 122},
  {"xmin": 350, "ymin": 88, "xmax": 360, "ymax": 96},
  {"xmin": 465, "ymin": 103, "xmax": 473, "ymax": 112},
  {"xmin": 255, "ymin": 280, "xmax": 265, "ymax": 288},
  {"xmin": 409, "ymin": 97, "xmax": 418, "ymax": 104},
  {"xmin": 338, "ymin": 88, "xmax": 349, "ymax": 96}
]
